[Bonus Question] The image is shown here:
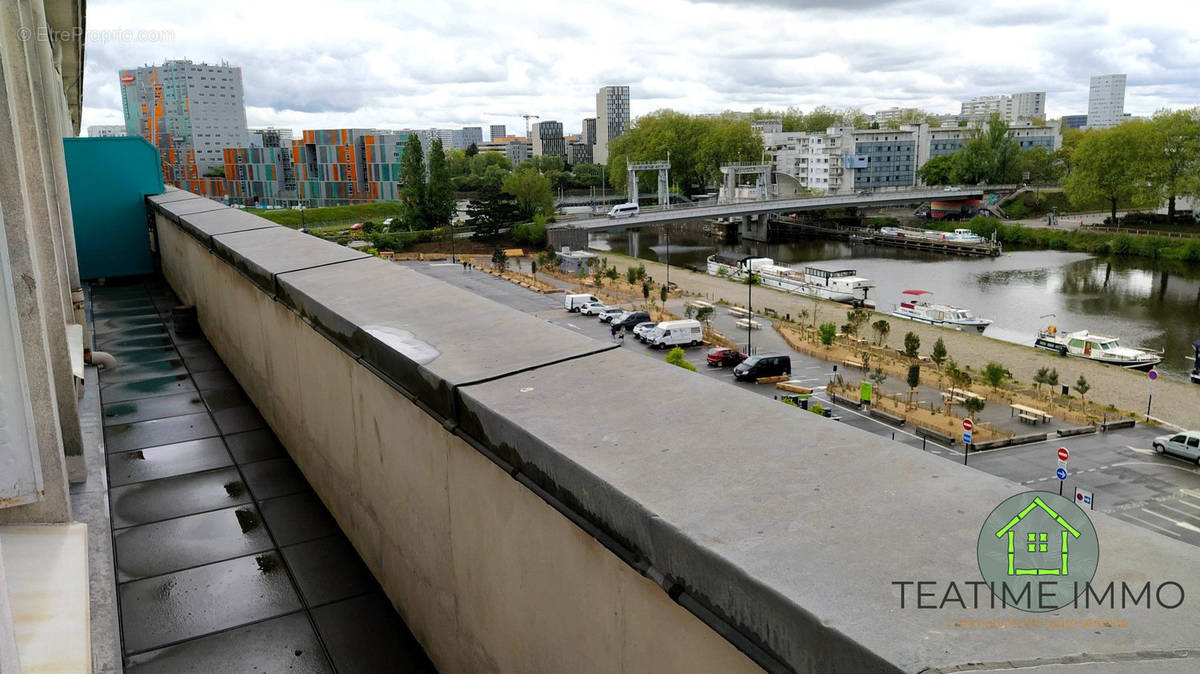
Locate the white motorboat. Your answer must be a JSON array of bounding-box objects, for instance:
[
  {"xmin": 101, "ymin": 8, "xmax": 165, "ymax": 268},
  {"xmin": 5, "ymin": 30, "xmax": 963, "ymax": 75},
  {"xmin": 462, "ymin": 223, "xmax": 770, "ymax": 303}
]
[
  {"xmin": 1033, "ymin": 326, "xmax": 1163, "ymax": 371},
  {"xmin": 890, "ymin": 289, "xmax": 992, "ymax": 333},
  {"xmin": 706, "ymin": 255, "xmax": 875, "ymax": 307}
]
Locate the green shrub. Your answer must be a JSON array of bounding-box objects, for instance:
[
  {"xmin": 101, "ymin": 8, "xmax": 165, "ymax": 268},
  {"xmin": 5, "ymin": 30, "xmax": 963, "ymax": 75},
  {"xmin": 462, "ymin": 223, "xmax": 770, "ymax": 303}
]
[{"xmin": 664, "ymin": 347, "xmax": 696, "ymax": 372}]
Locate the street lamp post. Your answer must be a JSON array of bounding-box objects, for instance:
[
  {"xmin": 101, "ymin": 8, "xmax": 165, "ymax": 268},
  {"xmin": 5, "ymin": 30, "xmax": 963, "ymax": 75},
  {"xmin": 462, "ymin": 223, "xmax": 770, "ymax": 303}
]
[{"xmin": 747, "ymin": 272, "xmax": 754, "ymax": 354}]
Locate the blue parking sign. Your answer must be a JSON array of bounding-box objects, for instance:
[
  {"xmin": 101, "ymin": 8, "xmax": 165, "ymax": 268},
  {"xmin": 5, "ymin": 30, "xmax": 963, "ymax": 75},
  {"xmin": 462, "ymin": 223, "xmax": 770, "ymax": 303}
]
[{"xmin": 962, "ymin": 431, "xmax": 972, "ymax": 444}]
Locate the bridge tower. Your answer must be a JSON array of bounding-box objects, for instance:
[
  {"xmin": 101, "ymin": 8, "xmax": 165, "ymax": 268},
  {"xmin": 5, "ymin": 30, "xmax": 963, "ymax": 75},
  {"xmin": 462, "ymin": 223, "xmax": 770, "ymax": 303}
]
[
  {"xmin": 719, "ymin": 162, "xmax": 773, "ymax": 203},
  {"xmin": 625, "ymin": 160, "xmax": 671, "ymax": 207}
]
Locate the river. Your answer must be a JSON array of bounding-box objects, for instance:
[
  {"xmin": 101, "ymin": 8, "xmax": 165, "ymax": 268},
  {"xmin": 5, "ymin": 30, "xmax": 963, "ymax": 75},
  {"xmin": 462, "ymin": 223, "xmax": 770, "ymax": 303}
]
[{"xmin": 590, "ymin": 230, "xmax": 1200, "ymax": 380}]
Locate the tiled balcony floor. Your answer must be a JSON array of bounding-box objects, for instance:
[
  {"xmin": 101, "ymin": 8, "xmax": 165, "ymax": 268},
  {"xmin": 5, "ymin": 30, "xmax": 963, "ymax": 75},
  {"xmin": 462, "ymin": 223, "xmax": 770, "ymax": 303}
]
[{"xmin": 92, "ymin": 278, "xmax": 435, "ymax": 673}]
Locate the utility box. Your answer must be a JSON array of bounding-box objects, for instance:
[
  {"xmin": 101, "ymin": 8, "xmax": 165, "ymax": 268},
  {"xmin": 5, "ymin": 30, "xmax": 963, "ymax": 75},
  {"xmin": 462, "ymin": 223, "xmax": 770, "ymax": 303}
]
[{"xmin": 64, "ymin": 136, "xmax": 164, "ymax": 279}]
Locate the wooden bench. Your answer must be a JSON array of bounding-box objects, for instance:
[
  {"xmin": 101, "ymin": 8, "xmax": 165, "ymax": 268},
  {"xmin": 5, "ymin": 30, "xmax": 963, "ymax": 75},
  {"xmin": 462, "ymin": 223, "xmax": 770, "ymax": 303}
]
[
  {"xmin": 756, "ymin": 375, "xmax": 789, "ymax": 385},
  {"xmin": 776, "ymin": 382, "xmax": 813, "ymax": 394},
  {"xmin": 842, "ymin": 359, "xmax": 864, "ymax": 369},
  {"xmin": 1018, "ymin": 412, "xmax": 1040, "ymax": 424}
]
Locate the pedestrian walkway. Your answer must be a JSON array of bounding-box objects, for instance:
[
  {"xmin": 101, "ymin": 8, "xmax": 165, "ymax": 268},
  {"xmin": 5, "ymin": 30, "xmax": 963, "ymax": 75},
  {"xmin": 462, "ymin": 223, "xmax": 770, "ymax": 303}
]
[{"xmin": 92, "ymin": 278, "xmax": 434, "ymax": 672}]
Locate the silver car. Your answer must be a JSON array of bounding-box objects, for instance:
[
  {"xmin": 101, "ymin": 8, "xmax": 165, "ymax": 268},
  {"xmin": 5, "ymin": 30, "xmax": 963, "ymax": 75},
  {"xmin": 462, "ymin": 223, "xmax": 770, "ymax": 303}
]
[
  {"xmin": 1153, "ymin": 430, "xmax": 1200, "ymax": 464},
  {"xmin": 598, "ymin": 307, "xmax": 625, "ymax": 323}
]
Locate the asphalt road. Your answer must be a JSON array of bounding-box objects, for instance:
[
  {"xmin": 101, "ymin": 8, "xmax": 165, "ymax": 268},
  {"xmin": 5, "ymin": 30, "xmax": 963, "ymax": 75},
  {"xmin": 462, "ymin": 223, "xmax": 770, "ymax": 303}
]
[{"xmin": 403, "ymin": 260, "xmax": 1200, "ymax": 548}]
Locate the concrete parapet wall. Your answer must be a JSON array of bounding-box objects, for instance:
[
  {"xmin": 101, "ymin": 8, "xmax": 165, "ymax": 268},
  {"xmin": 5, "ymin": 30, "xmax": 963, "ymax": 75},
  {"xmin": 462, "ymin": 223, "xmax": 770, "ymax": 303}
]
[{"xmin": 149, "ymin": 187, "xmax": 1200, "ymax": 673}]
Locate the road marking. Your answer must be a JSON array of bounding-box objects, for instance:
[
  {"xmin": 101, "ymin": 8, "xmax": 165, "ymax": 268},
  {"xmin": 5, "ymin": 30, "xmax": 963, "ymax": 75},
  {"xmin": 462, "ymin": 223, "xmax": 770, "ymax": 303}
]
[
  {"xmin": 567, "ymin": 323, "xmax": 580, "ymax": 330},
  {"xmin": 1174, "ymin": 498, "xmax": 1200, "ymax": 511},
  {"xmin": 1127, "ymin": 446, "xmax": 1157, "ymax": 456},
  {"xmin": 1036, "ymin": 477, "xmax": 1049, "ymax": 482},
  {"xmin": 1157, "ymin": 503, "xmax": 1200, "ymax": 521},
  {"xmin": 429, "ymin": 263, "xmax": 461, "ymax": 266},
  {"xmin": 1182, "ymin": 488, "xmax": 1200, "ymax": 500},
  {"xmin": 1139, "ymin": 507, "xmax": 1200, "ymax": 535},
  {"xmin": 1118, "ymin": 512, "xmax": 1182, "ymax": 538}
]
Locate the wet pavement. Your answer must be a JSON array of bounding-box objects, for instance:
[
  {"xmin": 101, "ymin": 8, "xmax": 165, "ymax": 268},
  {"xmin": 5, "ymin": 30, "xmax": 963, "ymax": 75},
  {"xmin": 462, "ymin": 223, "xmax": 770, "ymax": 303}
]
[{"xmin": 93, "ymin": 278, "xmax": 434, "ymax": 672}]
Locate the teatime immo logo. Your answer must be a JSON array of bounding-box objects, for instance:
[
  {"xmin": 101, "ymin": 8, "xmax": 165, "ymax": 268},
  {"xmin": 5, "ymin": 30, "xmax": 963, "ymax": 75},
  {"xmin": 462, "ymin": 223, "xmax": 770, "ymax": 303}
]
[{"xmin": 976, "ymin": 492, "xmax": 1099, "ymax": 612}]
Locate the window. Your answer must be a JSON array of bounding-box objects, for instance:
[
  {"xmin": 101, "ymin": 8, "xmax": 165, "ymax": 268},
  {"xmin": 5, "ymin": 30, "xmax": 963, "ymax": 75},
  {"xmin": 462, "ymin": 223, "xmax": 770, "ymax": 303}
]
[{"xmin": 1027, "ymin": 532, "xmax": 1048, "ymax": 553}]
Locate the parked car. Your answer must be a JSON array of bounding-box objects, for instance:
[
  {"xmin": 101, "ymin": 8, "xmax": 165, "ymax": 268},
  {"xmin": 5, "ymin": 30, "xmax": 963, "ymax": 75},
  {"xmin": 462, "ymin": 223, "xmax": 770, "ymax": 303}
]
[
  {"xmin": 579, "ymin": 302, "xmax": 607, "ymax": 316},
  {"xmin": 733, "ymin": 354, "xmax": 791, "ymax": 381},
  {"xmin": 612, "ymin": 311, "xmax": 651, "ymax": 331},
  {"xmin": 598, "ymin": 307, "xmax": 625, "ymax": 322},
  {"xmin": 564, "ymin": 294, "xmax": 601, "ymax": 312},
  {"xmin": 647, "ymin": 319, "xmax": 704, "ymax": 349},
  {"xmin": 632, "ymin": 322, "xmax": 657, "ymax": 341},
  {"xmin": 1153, "ymin": 430, "xmax": 1200, "ymax": 464},
  {"xmin": 706, "ymin": 347, "xmax": 747, "ymax": 367},
  {"xmin": 349, "ymin": 223, "xmax": 363, "ymax": 231}
]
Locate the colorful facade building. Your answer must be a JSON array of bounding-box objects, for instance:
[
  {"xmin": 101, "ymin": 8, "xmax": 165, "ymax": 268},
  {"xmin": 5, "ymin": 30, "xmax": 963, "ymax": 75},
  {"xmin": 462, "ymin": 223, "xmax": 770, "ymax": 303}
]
[{"xmin": 119, "ymin": 60, "xmax": 249, "ymax": 194}]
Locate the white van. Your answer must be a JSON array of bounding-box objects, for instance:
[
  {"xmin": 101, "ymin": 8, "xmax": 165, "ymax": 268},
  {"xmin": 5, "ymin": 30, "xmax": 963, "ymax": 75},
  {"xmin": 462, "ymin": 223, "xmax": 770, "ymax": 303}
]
[
  {"xmin": 564, "ymin": 294, "xmax": 601, "ymax": 312},
  {"xmin": 648, "ymin": 319, "xmax": 704, "ymax": 349},
  {"xmin": 607, "ymin": 202, "xmax": 639, "ymax": 219}
]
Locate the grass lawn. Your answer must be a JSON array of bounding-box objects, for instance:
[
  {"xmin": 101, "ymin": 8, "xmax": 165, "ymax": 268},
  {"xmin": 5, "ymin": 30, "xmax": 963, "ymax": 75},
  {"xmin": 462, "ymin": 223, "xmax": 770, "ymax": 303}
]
[{"xmin": 250, "ymin": 202, "xmax": 406, "ymax": 228}]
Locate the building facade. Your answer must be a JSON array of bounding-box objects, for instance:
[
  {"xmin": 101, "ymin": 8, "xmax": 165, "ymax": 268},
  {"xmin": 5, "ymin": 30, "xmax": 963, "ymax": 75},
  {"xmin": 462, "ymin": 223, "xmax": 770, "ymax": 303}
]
[
  {"xmin": 582, "ymin": 117, "xmax": 597, "ymax": 146},
  {"xmin": 477, "ymin": 138, "xmax": 530, "ymax": 166},
  {"xmin": 1061, "ymin": 115, "xmax": 1088, "ymax": 129},
  {"xmin": 959, "ymin": 92, "xmax": 1045, "ymax": 123},
  {"xmin": 532, "ymin": 121, "xmax": 565, "ymax": 159},
  {"xmin": 489, "ymin": 124, "xmax": 506, "ymax": 141},
  {"xmin": 248, "ymin": 127, "xmax": 293, "ymax": 149},
  {"xmin": 1087, "ymin": 74, "xmax": 1126, "ymax": 129},
  {"xmin": 86, "ymin": 124, "xmax": 126, "ymax": 137},
  {"xmin": 594, "ymin": 85, "xmax": 630, "ymax": 165},
  {"xmin": 462, "ymin": 127, "xmax": 483, "ymax": 148},
  {"xmin": 760, "ymin": 120, "xmax": 1061, "ymax": 195},
  {"xmin": 119, "ymin": 59, "xmax": 249, "ymax": 187}
]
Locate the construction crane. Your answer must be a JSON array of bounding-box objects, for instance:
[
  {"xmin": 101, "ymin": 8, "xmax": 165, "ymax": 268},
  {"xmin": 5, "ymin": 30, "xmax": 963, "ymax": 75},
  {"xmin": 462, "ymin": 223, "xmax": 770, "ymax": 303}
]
[{"xmin": 521, "ymin": 114, "xmax": 540, "ymax": 141}]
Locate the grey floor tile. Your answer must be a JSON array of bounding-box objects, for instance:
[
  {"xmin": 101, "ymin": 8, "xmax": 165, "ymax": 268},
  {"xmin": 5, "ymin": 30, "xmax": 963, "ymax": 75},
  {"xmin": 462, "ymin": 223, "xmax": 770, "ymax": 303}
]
[
  {"xmin": 110, "ymin": 466, "xmax": 249, "ymax": 528},
  {"xmin": 99, "ymin": 359, "xmax": 188, "ymax": 385},
  {"xmin": 201, "ymin": 387, "xmax": 251, "ymax": 411},
  {"xmin": 105, "ymin": 413, "xmax": 218, "ymax": 453},
  {"xmin": 114, "ymin": 505, "xmax": 273, "ymax": 582},
  {"xmin": 97, "ymin": 335, "xmax": 175, "ymax": 353},
  {"xmin": 94, "ymin": 314, "xmax": 163, "ymax": 335},
  {"xmin": 124, "ymin": 612, "xmax": 333, "ymax": 673},
  {"xmin": 191, "ymin": 369, "xmax": 236, "ymax": 391},
  {"xmin": 96, "ymin": 325, "xmax": 167, "ymax": 346},
  {"xmin": 101, "ymin": 374, "xmax": 195, "ymax": 403},
  {"xmin": 241, "ymin": 458, "xmax": 309, "ymax": 500},
  {"xmin": 118, "ymin": 552, "xmax": 302, "ymax": 655},
  {"xmin": 103, "ymin": 392, "xmax": 208, "ymax": 426},
  {"xmin": 282, "ymin": 535, "xmax": 378, "ymax": 608},
  {"xmin": 213, "ymin": 405, "xmax": 266, "ymax": 435},
  {"xmin": 224, "ymin": 429, "xmax": 286, "ymax": 464},
  {"xmin": 183, "ymin": 354, "xmax": 225, "ymax": 373},
  {"xmin": 259, "ymin": 492, "xmax": 341, "ymax": 546},
  {"xmin": 312, "ymin": 593, "xmax": 434, "ymax": 673},
  {"xmin": 175, "ymin": 342, "xmax": 217, "ymax": 359},
  {"xmin": 98, "ymin": 347, "xmax": 180, "ymax": 366},
  {"xmin": 108, "ymin": 438, "xmax": 232, "ymax": 487}
]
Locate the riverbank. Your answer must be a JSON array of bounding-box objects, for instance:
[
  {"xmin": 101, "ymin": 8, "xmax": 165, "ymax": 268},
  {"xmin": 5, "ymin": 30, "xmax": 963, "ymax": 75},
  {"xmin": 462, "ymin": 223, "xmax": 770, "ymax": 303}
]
[
  {"xmin": 929, "ymin": 216, "xmax": 1200, "ymax": 262},
  {"xmin": 597, "ymin": 250, "xmax": 1200, "ymax": 429}
]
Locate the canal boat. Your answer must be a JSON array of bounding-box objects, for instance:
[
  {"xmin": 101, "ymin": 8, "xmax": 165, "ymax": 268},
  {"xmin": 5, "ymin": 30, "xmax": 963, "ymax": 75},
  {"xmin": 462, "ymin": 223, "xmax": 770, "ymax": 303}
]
[
  {"xmin": 1033, "ymin": 326, "xmax": 1163, "ymax": 371},
  {"xmin": 705, "ymin": 255, "xmax": 876, "ymax": 307},
  {"xmin": 944, "ymin": 228, "xmax": 984, "ymax": 243},
  {"xmin": 889, "ymin": 290, "xmax": 992, "ymax": 333}
]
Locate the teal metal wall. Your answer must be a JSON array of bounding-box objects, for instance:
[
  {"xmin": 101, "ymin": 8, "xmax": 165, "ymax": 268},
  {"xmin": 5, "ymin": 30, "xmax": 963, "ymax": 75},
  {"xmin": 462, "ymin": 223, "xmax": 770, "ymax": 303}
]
[{"xmin": 64, "ymin": 137, "xmax": 163, "ymax": 279}]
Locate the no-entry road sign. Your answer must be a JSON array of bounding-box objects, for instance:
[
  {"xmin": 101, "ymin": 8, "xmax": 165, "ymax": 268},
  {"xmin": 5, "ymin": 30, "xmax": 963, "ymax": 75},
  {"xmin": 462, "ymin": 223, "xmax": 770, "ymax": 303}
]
[
  {"xmin": 1057, "ymin": 447, "xmax": 1070, "ymax": 461},
  {"xmin": 962, "ymin": 418, "xmax": 974, "ymax": 432}
]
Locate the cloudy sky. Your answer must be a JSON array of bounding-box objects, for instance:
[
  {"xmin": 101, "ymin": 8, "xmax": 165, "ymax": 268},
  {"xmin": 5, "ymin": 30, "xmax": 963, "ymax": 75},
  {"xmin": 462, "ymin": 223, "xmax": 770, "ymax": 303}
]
[{"xmin": 81, "ymin": 0, "xmax": 1200, "ymax": 136}]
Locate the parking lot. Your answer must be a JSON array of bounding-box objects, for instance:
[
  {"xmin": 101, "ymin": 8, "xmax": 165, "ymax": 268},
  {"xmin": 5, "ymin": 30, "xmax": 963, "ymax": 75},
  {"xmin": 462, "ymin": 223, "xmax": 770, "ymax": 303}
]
[{"xmin": 403, "ymin": 260, "xmax": 1200, "ymax": 547}]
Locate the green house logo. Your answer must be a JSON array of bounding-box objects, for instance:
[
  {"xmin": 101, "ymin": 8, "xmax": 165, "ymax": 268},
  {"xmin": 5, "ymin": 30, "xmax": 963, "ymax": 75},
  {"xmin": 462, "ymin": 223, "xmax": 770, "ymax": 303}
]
[{"xmin": 977, "ymin": 492, "xmax": 1099, "ymax": 612}]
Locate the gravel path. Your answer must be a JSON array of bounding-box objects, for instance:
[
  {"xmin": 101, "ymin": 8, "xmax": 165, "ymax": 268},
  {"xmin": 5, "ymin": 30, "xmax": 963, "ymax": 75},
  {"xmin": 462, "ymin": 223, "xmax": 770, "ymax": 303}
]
[{"xmin": 602, "ymin": 253, "xmax": 1199, "ymax": 429}]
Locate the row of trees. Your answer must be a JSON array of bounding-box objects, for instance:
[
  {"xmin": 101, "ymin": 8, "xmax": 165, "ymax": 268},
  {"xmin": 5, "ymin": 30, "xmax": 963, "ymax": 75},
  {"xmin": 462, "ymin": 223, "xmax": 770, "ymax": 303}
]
[
  {"xmin": 1066, "ymin": 109, "xmax": 1200, "ymax": 222},
  {"xmin": 605, "ymin": 110, "xmax": 765, "ymax": 196},
  {"xmin": 916, "ymin": 114, "xmax": 1063, "ymax": 186}
]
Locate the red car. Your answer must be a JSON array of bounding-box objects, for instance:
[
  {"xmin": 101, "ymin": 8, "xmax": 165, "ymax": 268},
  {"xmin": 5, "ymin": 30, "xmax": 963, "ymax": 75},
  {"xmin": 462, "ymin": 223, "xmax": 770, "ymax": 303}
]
[{"xmin": 706, "ymin": 347, "xmax": 747, "ymax": 367}]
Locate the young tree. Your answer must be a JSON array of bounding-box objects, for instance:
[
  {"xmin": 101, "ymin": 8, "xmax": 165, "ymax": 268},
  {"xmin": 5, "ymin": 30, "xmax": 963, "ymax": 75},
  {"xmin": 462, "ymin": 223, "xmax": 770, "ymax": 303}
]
[
  {"xmin": 491, "ymin": 249, "xmax": 508, "ymax": 272},
  {"xmin": 930, "ymin": 337, "xmax": 948, "ymax": 369},
  {"xmin": 660, "ymin": 284, "xmax": 668, "ymax": 303},
  {"xmin": 464, "ymin": 142, "xmax": 479, "ymax": 158},
  {"xmin": 695, "ymin": 305, "xmax": 714, "ymax": 326},
  {"xmin": 962, "ymin": 396, "xmax": 986, "ymax": 418},
  {"xmin": 871, "ymin": 319, "xmax": 891, "ymax": 346},
  {"xmin": 917, "ymin": 153, "xmax": 957, "ymax": 186},
  {"xmin": 903, "ymin": 332, "xmax": 921, "ymax": 359},
  {"xmin": 906, "ymin": 364, "xmax": 921, "ymax": 409},
  {"xmin": 664, "ymin": 347, "xmax": 696, "ymax": 372},
  {"xmin": 626, "ymin": 266, "xmax": 638, "ymax": 284},
  {"xmin": 1033, "ymin": 366, "xmax": 1050, "ymax": 397},
  {"xmin": 1075, "ymin": 375, "xmax": 1091, "ymax": 414},
  {"xmin": 400, "ymin": 133, "xmax": 427, "ymax": 229},
  {"xmin": 642, "ymin": 280, "xmax": 651, "ymax": 303},
  {"xmin": 983, "ymin": 362, "xmax": 1011, "ymax": 391},
  {"xmin": 1046, "ymin": 368, "xmax": 1060, "ymax": 396},
  {"xmin": 845, "ymin": 309, "xmax": 870, "ymax": 336},
  {"xmin": 869, "ymin": 367, "xmax": 887, "ymax": 389},
  {"xmin": 465, "ymin": 185, "xmax": 518, "ymax": 239},
  {"xmin": 426, "ymin": 138, "xmax": 455, "ymax": 227},
  {"xmin": 818, "ymin": 322, "xmax": 837, "ymax": 347}
]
